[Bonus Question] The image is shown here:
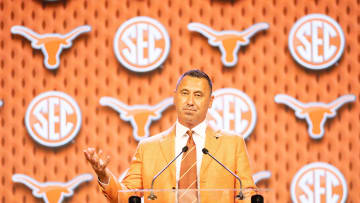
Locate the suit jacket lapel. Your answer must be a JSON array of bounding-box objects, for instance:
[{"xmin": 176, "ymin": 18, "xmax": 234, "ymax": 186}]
[
  {"xmin": 158, "ymin": 126, "xmax": 176, "ymax": 184},
  {"xmin": 200, "ymin": 127, "xmax": 222, "ymax": 175}
]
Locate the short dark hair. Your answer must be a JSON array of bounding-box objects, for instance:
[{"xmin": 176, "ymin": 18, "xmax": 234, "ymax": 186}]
[{"xmin": 176, "ymin": 69, "xmax": 213, "ymax": 93}]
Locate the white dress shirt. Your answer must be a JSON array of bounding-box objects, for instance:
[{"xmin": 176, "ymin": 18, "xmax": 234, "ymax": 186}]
[{"xmin": 175, "ymin": 120, "xmax": 207, "ymax": 186}]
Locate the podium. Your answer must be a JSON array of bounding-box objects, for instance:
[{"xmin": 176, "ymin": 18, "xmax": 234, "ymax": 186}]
[{"xmin": 117, "ymin": 188, "xmax": 273, "ymax": 203}]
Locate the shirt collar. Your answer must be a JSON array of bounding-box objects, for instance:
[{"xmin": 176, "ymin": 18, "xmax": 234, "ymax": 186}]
[{"xmin": 175, "ymin": 119, "xmax": 207, "ymax": 138}]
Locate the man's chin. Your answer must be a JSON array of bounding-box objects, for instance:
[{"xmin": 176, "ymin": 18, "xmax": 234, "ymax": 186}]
[
  {"xmin": 179, "ymin": 114, "xmax": 193, "ymax": 121},
  {"xmin": 183, "ymin": 112, "xmax": 197, "ymax": 121}
]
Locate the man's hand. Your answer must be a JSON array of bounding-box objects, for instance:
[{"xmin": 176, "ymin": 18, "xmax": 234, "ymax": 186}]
[{"xmin": 84, "ymin": 147, "xmax": 110, "ymax": 183}]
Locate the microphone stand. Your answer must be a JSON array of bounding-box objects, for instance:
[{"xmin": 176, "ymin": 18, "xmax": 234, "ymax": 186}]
[
  {"xmin": 148, "ymin": 146, "xmax": 188, "ymax": 200},
  {"xmin": 202, "ymin": 148, "xmax": 244, "ymax": 200}
]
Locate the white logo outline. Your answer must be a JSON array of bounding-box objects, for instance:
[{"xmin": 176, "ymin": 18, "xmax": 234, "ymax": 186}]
[
  {"xmin": 291, "ymin": 162, "xmax": 348, "ymax": 203},
  {"xmin": 207, "ymin": 88, "xmax": 257, "ymax": 139},
  {"xmin": 114, "ymin": 16, "xmax": 170, "ymax": 73},
  {"xmin": 11, "ymin": 25, "xmax": 91, "ymax": 70},
  {"xmin": 288, "ymin": 14, "xmax": 345, "ymax": 70},
  {"xmin": 100, "ymin": 97, "xmax": 173, "ymax": 141},
  {"xmin": 188, "ymin": 22, "xmax": 269, "ymax": 67},
  {"xmin": 275, "ymin": 94, "xmax": 355, "ymax": 139},
  {"xmin": 12, "ymin": 173, "xmax": 92, "ymax": 203},
  {"xmin": 25, "ymin": 91, "xmax": 82, "ymax": 147}
]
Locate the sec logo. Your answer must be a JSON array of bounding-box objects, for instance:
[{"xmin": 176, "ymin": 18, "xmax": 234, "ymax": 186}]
[
  {"xmin": 114, "ymin": 16, "xmax": 170, "ymax": 72},
  {"xmin": 207, "ymin": 88, "xmax": 256, "ymax": 139},
  {"xmin": 291, "ymin": 162, "xmax": 347, "ymax": 203},
  {"xmin": 288, "ymin": 14, "xmax": 345, "ymax": 70},
  {"xmin": 25, "ymin": 91, "xmax": 82, "ymax": 148}
]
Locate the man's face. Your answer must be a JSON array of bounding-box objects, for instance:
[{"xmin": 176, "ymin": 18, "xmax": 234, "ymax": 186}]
[{"xmin": 174, "ymin": 76, "xmax": 213, "ymax": 129}]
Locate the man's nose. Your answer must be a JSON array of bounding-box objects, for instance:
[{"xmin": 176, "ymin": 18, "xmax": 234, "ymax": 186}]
[{"xmin": 186, "ymin": 94, "xmax": 195, "ymax": 105}]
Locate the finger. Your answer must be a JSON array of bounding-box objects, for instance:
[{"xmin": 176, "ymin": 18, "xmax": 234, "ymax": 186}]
[
  {"xmin": 93, "ymin": 151, "xmax": 100, "ymax": 160},
  {"xmin": 105, "ymin": 155, "xmax": 110, "ymax": 163},
  {"xmin": 84, "ymin": 149, "xmax": 93, "ymax": 161},
  {"xmin": 95, "ymin": 154, "xmax": 105, "ymax": 169},
  {"xmin": 98, "ymin": 150, "xmax": 104, "ymax": 160},
  {"xmin": 96, "ymin": 158, "xmax": 107, "ymax": 171},
  {"xmin": 86, "ymin": 147, "xmax": 95, "ymax": 153},
  {"xmin": 86, "ymin": 149, "xmax": 95, "ymax": 159},
  {"xmin": 85, "ymin": 151, "xmax": 97, "ymax": 166},
  {"xmin": 104, "ymin": 155, "xmax": 111, "ymax": 165},
  {"xmin": 99, "ymin": 159, "xmax": 104, "ymax": 167},
  {"xmin": 84, "ymin": 151, "xmax": 90, "ymax": 161},
  {"xmin": 85, "ymin": 154, "xmax": 99, "ymax": 170},
  {"xmin": 99, "ymin": 154, "xmax": 110, "ymax": 168}
]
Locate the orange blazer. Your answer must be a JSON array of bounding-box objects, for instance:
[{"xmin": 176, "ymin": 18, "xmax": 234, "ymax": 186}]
[{"xmin": 99, "ymin": 126, "xmax": 256, "ymax": 203}]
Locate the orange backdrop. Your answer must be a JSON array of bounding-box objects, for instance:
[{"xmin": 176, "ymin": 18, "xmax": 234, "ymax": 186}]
[{"xmin": 0, "ymin": 0, "xmax": 359, "ymax": 202}]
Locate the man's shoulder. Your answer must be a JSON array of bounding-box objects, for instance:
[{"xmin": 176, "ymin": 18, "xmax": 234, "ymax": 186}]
[
  {"xmin": 214, "ymin": 129, "xmax": 241, "ymax": 138},
  {"xmin": 139, "ymin": 127, "xmax": 174, "ymax": 145},
  {"xmin": 212, "ymin": 128, "xmax": 245, "ymax": 142}
]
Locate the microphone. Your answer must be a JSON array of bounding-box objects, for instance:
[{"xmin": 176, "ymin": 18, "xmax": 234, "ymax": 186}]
[
  {"xmin": 251, "ymin": 194, "xmax": 264, "ymax": 203},
  {"xmin": 202, "ymin": 148, "xmax": 244, "ymax": 200},
  {"xmin": 148, "ymin": 146, "xmax": 189, "ymax": 200},
  {"xmin": 128, "ymin": 196, "xmax": 141, "ymax": 203}
]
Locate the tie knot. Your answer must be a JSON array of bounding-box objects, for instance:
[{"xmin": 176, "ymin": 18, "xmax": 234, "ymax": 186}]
[{"xmin": 186, "ymin": 130, "xmax": 193, "ymax": 137}]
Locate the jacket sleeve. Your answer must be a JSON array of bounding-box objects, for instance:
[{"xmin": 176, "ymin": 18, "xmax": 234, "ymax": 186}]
[
  {"xmin": 98, "ymin": 142, "xmax": 145, "ymax": 203},
  {"xmin": 98, "ymin": 169, "xmax": 122, "ymax": 203},
  {"xmin": 235, "ymin": 137, "xmax": 257, "ymax": 203}
]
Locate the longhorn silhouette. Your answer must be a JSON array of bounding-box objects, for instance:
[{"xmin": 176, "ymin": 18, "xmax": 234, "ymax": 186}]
[
  {"xmin": 275, "ymin": 94, "xmax": 356, "ymax": 139},
  {"xmin": 188, "ymin": 22, "xmax": 269, "ymax": 67},
  {"xmin": 253, "ymin": 171, "xmax": 271, "ymax": 185},
  {"xmin": 12, "ymin": 173, "xmax": 93, "ymax": 203},
  {"xmin": 100, "ymin": 97, "xmax": 173, "ymax": 141},
  {"xmin": 11, "ymin": 25, "xmax": 91, "ymax": 70}
]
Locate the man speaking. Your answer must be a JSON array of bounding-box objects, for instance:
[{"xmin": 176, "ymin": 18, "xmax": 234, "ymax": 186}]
[{"xmin": 84, "ymin": 70, "xmax": 256, "ymax": 202}]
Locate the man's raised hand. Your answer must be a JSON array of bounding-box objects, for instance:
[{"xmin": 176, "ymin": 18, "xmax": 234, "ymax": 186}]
[{"xmin": 84, "ymin": 147, "xmax": 110, "ymax": 183}]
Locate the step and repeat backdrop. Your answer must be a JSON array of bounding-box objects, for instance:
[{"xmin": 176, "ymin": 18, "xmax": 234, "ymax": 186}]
[{"xmin": 0, "ymin": 0, "xmax": 359, "ymax": 202}]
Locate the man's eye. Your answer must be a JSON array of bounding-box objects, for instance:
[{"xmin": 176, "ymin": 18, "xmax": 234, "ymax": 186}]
[
  {"xmin": 195, "ymin": 93, "xmax": 202, "ymax": 97},
  {"xmin": 181, "ymin": 92, "xmax": 188, "ymax": 95}
]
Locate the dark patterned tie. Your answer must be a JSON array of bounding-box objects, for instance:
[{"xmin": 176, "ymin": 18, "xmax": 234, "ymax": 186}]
[{"xmin": 178, "ymin": 130, "xmax": 198, "ymax": 203}]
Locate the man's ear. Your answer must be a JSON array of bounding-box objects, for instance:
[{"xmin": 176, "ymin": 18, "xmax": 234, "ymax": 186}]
[
  {"xmin": 173, "ymin": 89, "xmax": 177, "ymax": 102},
  {"xmin": 209, "ymin": 95, "xmax": 214, "ymax": 108}
]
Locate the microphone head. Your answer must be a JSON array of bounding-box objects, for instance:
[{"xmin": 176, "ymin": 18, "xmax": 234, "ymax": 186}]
[
  {"xmin": 251, "ymin": 194, "xmax": 264, "ymax": 203},
  {"xmin": 202, "ymin": 148, "xmax": 209, "ymax": 154},
  {"xmin": 129, "ymin": 196, "xmax": 142, "ymax": 203},
  {"xmin": 182, "ymin": 146, "xmax": 188, "ymax": 152}
]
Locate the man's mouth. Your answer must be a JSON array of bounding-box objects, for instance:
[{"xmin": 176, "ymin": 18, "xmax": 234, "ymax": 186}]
[{"xmin": 184, "ymin": 108, "xmax": 196, "ymax": 112}]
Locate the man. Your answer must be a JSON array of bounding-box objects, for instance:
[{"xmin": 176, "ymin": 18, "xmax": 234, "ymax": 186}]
[{"xmin": 84, "ymin": 70, "xmax": 256, "ymax": 203}]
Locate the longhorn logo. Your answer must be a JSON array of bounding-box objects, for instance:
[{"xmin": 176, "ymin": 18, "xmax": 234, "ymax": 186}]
[
  {"xmin": 12, "ymin": 173, "xmax": 93, "ymax": 203},
  {"xmin": 188, "ymin": 22, "xmax": 269, "ymax": 67},
  {"xmin": 100, "ymin": 97, "xmax": 173, "ymax": 141},
  {"xmin": 11, "ymin": 25, "xmax": 91, "ymax": 70},
  {"xmin": 275, "ymin": 94, "xmax": 355, "ymax": 139},
  {"xmin": 291, "ymin": 162, "xmax": 347, "ymax": 203},
  {"xmin": 253, "ymin": 171, "xmax": 271, "ymax": 185}
]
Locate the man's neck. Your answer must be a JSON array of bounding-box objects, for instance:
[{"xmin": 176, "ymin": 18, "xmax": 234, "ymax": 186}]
[
  {"xmin": 176, "ymin": 120, "xmax": 207, "ymax": 139},
  {"xmin": 179, "ymin": 121, "xmax": 197, "ymax": 130},
  {"xmin": 177, "ymin": 119, "xmax": 206, "ymax": 130}
]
